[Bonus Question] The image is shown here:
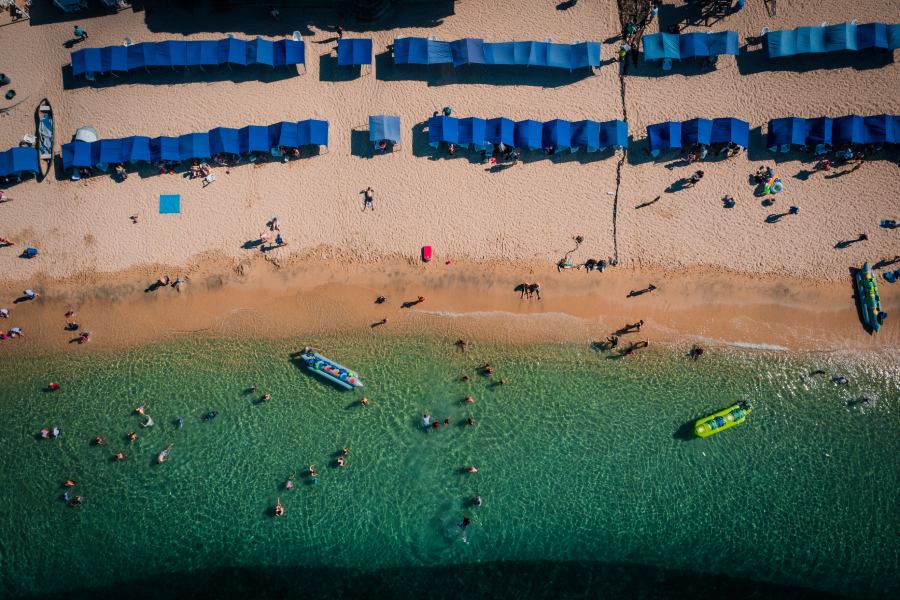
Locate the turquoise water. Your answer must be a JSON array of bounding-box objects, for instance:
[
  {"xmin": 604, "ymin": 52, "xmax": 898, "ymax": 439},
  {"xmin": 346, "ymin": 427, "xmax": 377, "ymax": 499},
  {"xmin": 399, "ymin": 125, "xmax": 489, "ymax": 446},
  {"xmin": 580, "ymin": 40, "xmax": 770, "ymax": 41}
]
[{"xmin": 0, "ymin": 336, "xmax": 898, "ymax": 599}]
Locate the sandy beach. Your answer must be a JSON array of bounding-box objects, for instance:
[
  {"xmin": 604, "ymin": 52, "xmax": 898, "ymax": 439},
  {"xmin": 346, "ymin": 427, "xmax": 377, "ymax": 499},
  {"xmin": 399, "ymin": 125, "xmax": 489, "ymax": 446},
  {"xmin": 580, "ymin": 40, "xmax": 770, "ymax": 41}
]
[{"xmin": 0, "ymin": 0, "xmax": 898, "ymax": 351}]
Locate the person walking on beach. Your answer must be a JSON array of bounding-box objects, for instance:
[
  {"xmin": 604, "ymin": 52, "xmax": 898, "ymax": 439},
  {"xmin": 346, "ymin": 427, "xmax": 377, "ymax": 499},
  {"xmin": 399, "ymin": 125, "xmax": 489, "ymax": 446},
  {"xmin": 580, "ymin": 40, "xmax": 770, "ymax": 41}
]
[
  {"xmin": 0, "ymin": 308, "xmax": 8, "ymax": 319},
  {"xmin": 361, "ymin": 187, "xmax": 375, "ymax": 211},
  {"xmin": 685, "ymin": 170, "xmax": 704, "ymax": 187},
  {"xmin": 73, "ymin": 25, "xmax": 88, "ymax": 42},
  {"xmin": 627, "ymin": 285, "xmax": 656, "ymax": 298},
  {"xmin": 335, "ymin": 25, "xmax": 344, "ymax": 39}
]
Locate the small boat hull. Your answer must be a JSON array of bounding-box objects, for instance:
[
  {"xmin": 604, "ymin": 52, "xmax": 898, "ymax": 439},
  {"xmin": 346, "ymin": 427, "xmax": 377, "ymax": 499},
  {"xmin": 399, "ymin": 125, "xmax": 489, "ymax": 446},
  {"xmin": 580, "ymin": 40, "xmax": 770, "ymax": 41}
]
[
  {"xmin": 855, "ymin": 262, "xmax": 886, "ymax": 332},
  {"xmin": 302, "ymin": 351, "xmax": 363, "ymax": 390},
  {"xmin": 35, "ymin": 98, "xmax": 54, "ymax": 180},
  {"xmin": 694, "ymin": 402, "xmax": 751, "ymax": 438}
]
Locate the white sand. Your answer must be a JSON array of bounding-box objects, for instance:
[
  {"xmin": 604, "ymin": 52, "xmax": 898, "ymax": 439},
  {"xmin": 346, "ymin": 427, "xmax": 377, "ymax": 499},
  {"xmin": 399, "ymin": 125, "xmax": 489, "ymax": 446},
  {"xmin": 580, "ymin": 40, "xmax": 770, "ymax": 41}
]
[{"xmin": 0, "ymin": 0, "xmax": 898, "ymax": 283}]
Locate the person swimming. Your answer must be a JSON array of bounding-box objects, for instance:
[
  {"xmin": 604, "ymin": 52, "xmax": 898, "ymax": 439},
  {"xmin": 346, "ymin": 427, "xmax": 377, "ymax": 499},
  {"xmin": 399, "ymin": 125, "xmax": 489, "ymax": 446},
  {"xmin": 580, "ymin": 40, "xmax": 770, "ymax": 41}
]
[
  {"xmin": 275, "ymin": 498, "xmax": 284, "ymax": 517},
  {"xmin": 142, "ymin": 416, "xmax": 154, "ymax": 428},
  {"xmin": 127, "ymin": 431, "xmax": 138, "ymax": 442},
  {"xmin": 473, "ymin": 496, "xmax": 482, "ymax": 507},
  {"xmin": 69, "ymin": 495, "xmax": 83, "ymax": 508},
  {"xmin": 464, "ymin": 395, "xmax": 475, "ymax": 404},
  {"xmin": 422, "ymin": 414, "xmax": 432, "ymax": 428},
  {"xmin": 203, "ymin": 411, "xmax": 218, "ymax": 421},
  {"xmin": 308, "ymin": 465, "xmax": 317, "ymax": 477},
  {"xmin": 285, "ymin": 474, "xmax": 295, "ymax": 490},
  {"xmin": 114, "ymin": 452, "xmax": 126, "ymax": 461},
  {"xmin": 832, "ymin": 376, "xmax": 849, "ymax": 385},
  {"xmin": 93, "ymin": 436, "xmax": 105, "ymax": 446},
  {"xmin": 175, "ymin": 416, "xmax": 184, "ymax": 429},
  {"xmin": 51, "ymin": 427, "xmax": 60, "ymax": 438},
  {"xmin": 135, "ymin": 405, "xmax": 146, "ymax": 415},
  {"xmin": 459, "ymin": 517, "xmax": 471, "ymax": 529},
  {"xmin": 64, "ymin": 480, "xmax": 76, "ymax": 488},
  {"xmin": 337, "ymin": 457, "xmax": 347, "ymax": 468}
]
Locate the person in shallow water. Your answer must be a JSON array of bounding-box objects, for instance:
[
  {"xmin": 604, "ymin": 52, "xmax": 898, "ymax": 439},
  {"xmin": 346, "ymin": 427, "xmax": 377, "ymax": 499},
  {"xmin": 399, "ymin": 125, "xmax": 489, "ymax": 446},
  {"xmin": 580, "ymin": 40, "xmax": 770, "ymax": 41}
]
[
  {"xmin": 473, "ymin": 496, "xmax": 482, "ymax": 507},
  {"xmin": 422, "ymin": 413, "xmax": 432, "ymax": 428}
]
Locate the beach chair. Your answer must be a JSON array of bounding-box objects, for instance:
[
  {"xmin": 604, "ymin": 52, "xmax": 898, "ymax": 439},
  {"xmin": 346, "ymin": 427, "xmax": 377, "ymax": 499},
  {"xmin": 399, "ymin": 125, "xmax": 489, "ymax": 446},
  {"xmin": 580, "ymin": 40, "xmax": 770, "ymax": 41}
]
[{"xmin": 21, "ymin": 134, "xmax": 36, "ymax": 147}]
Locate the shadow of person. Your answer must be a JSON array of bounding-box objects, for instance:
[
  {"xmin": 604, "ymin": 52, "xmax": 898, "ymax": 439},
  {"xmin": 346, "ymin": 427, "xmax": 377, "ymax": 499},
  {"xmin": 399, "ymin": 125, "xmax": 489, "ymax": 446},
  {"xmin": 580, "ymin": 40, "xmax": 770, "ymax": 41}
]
[
  {"xmin": 241, "ymin": 239, "xmax": 263, "ymax": 250},
  {"xmin": 556, "ymin": 0, "xmax": 578, "ymax": 9}
]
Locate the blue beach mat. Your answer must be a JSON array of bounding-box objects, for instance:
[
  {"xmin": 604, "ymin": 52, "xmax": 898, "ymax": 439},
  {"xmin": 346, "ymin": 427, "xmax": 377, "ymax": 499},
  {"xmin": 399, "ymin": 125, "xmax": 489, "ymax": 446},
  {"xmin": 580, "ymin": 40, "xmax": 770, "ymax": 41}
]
[{"xmin": 159, "ymin": 194, "xmax": 181, "ymax": 214}]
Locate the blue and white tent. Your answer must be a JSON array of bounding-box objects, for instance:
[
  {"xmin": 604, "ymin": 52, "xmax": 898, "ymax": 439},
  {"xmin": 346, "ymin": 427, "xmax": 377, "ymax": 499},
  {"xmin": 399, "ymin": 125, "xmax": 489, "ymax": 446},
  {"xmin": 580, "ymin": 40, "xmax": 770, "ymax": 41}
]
[{"xmin": 369, "ymin": 115, "xmax": 401, "ymax": 145}]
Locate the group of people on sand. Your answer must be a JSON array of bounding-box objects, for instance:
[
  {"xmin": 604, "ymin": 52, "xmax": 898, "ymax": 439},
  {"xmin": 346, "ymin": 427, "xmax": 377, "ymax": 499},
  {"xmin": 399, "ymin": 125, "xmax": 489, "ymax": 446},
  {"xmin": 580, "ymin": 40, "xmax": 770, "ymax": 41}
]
[
  {"xmin": 153, "ymin": 275, "xmax": 186, "ymax": 293},
  {"xmin": 258, "ymin": 216, "xmax": 287, "ymax": 251},
  {"xmin": 517, "ymin": 282, "xmax": 541, "ymax": 300}
]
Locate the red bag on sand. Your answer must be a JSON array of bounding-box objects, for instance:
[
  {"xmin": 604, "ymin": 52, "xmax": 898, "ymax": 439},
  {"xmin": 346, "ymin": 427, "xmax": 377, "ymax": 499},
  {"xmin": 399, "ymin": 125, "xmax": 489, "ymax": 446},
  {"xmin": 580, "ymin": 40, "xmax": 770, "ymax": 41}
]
[{"xmin": 422, "ymin": 246, "xmax": 432, "ymax": 262}]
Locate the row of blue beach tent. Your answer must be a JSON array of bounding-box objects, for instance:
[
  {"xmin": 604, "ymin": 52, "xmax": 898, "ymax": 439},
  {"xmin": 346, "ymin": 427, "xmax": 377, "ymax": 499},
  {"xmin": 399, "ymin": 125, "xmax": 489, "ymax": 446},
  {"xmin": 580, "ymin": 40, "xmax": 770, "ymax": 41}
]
[
  {"xmin": 394, "ymin": 38, "xmax": 601, "ymax": 70},
  {"xmin": 71, "ymin": 38, "xmax": 305, "ymax": 77},
  {"xmin": 0, "ymin": 147, "xmax": 40, "ymax": 178},
  {"xmin": 642, "ymin": 32, "xmax": 739, "ymax": 62},
  {"xmin": 767, "ymin": 115, "xmax": 899, "ymax": 150},
  {"xmin": 428, "ymin": 116, "xmax": 627, "ymax": 152},
  {"xmin": 647, "ymin": 118, "xmax": 750, "ymax": 155},
  {"xmin": 61, "ymin": 120, "xmax": 328, "ymax": 170},
  {"xmin": 766, "ymin": 22, "xmax": 900, "ymax": 58}
]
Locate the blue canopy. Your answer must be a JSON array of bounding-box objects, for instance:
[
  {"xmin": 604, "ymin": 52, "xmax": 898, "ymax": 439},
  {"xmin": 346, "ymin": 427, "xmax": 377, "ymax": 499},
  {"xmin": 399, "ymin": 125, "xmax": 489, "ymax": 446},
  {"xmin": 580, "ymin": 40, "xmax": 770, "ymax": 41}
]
[
  {"xmin": 150, "ymin": 136, "xmax": 181, "ymax": 162},
  {"xmin": 767, "ymin": 117, "xmax": 809, "ymax": 149},
  {"xmin": 514, "ymin": 120, "xmax": 543, "ymax": 150},
  {"xmin": 72, "ymin": 37, "xmax": 305, "ymax": 77},
  {"xmin": 833, "ymin": 115, "xmax": 866, "ymax": 145},
  {"xmin": 647, "ymin": 121, "xmax": 681, "ymax": 153},
  {"xmin": 337, "ymin": 38, "xmax": 373, "ymax": 66},
  {"xmin": 450, "ymin": 38, "xmax": 486, "ymax": 67},
  {"xmin": 458, "ymin": 117, "xmax": 488, "ymax": 149},
  {"xmin": 270, "ymin": 122, "xmax": 298, "ymax": 148},
  {"xmin": 179, "ymin": 133, "xmax": 211, "ymax": 160},
  {"xmin": 0, "ymin": 147, "xmax": 40, "ymax": 177},
  {"xmin": 862, "ymin": 115, "xmax": 895, "ymax": 145},
  {"xmin": 681, "ymin": 118, "xmax": 713, "ymax": 146},
  {"xmin": 121, "ymin": 136, "xmax": 152, "ymax": 163},
  {"xmin": 571, "ymin": 120, "xmax": 601, "ymax": 152},
  {"xmin": 428, "ymin": 116, "xmax": 458, "ymax": 146},
  {"xmin": 302, "ymin": 120, "xmax": 329, "ymax": 146},
  {"xmin": 61, "ymin": 141, "xmax": 99, "ymax": 169},
  {"xmin": 643, "ymin": 31, "xmax": 738, "ymax": 61},
  {"xmin": 393, "ymin": 37, "xmax": 452, "ymax": 65},
  {"xmin": 239, "ymin": 125, "xmax": 270, "ymax": 153},
  {"xmin": 806, "ymin": 117, "xmax": 833, "ymax": 146},
  {"xmin": 710, "ymin": 118, "xmax": 749, "ymax": 148},
  {"xmin": 369, "ymin": 115, "xmax": 401, "ymax": 144},
  {"xmin": 542, "ymin": 119, "xmax": 572, "ymax": 152},
  {"xmin": 485, "ymin": 118, "xmax": 515, "ymax": 147},
  {"xmin": 208, "ymin": 127, "xmax": 241, "ymax": 155},
  {"xmin": 765, "ymin": 22, "xmax": 900, "ymax": 58},
  {"xmin": 395, "ymin": 37, "xmax": 600, "ymax": 69},
  {"xmin": 98, "ymin": 139, "xmax": 124, "ymax": 165},
  {"xmin": 599, "ymin": 120, "xmax": 628, "ymax": 149}
]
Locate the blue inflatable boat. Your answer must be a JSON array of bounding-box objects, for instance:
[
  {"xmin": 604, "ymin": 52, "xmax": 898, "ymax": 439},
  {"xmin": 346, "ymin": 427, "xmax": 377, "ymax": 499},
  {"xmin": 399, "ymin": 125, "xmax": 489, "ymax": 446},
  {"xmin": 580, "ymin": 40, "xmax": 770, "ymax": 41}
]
[{"xmin": 300, "ymin": 348, "xmax": 363, "ymax": 390}]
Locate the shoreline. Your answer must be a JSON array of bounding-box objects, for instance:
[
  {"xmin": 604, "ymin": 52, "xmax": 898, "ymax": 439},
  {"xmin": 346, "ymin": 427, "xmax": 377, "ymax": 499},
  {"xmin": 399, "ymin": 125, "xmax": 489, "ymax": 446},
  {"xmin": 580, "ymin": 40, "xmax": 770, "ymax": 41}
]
[{"xmin": 1, "ymin": 252, "xmax": 897, "ymax": 356}]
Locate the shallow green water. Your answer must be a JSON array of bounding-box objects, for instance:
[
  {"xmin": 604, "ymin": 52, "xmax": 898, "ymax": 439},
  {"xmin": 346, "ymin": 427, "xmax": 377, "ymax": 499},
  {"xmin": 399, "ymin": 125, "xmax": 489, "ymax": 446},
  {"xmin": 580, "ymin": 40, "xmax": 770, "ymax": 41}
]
[{"xmin": 0, "ymin": 336, "xmax": 898, "ymax": 599}]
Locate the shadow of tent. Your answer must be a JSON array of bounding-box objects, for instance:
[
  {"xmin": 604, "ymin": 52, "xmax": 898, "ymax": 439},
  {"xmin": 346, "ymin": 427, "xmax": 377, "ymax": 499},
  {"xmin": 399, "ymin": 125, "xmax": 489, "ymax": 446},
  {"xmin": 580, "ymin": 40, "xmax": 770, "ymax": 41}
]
[
  {"xmin": 141, "ymin": 0, "xmax": 453, "ymax": 36},
  {"xmin": 319, "ymin": 53, "xmax": 362, "ymax": 81},
  {"xmin": 27, "ymin": 0, "xmax": 122, "ymax": 26},
  {"xmin": 736, "ymin": 45, "xmax": 894, "ymax": 76},
  {"xmin": 351, "ymin": 129, "xmax": 373, "ymax": 158}
]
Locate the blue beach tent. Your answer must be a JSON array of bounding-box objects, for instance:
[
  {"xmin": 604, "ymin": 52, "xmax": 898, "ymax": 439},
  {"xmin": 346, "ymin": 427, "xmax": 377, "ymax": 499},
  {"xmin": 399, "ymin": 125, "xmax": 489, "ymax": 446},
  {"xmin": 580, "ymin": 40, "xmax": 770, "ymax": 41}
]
[
  {"xmin": 856, "ymin": 23, "xmax": 887, "ymax": 49},
  {"xmin": 103, "ymin": 46, "xmax": 129, "ymax": 73},
  {"xmin": 571, "ymin": 120, "xmax": 601, "ymax": 152},
  {"xmin": 681, "ymin": 118, "xmax": 713, "ymax": 146},
  {"xmin": 97, "ymin": 139, "xmax": 124, "ymax": 166},
  {"xmin": 369, "ymin": 115, "xmax": 401, "ymax": 145},
  {"xmin": 120, "ymin": 136, "xmax": 152, "ymax": 163},
  {"xmin": 450, "ymin": 38, "xmax": 486, "ymax": 67},
  {"xmin": 271, "ymin": 122, "xmax": 299, "ymax": 148},
  {"xmin": 862, "ymin": 115, "xmax": 895, "ymax": 145},
  {"xmin": 304, "ymin": 120, "xmax": 329, "ymax": 147},
  {"xmin": 570, "ymin": 42, "xmax": 602, "ymax": 69},
  {"xmin": 514, "ymin": 120, "xmax": 543, "ymax": 150},
  {"xmin": 763, "ymin": 22, "xmax": 897, "ymax": 58},
  {"xmin": 485, "ymin": 118, "xmax": 515, "ymax": 147},
  {"xmin": 833, "ymin": 115, "xmax": 866, "ymax": 145},
  {"xmin": 253, "ymin": 38, "xmax": 275, "ymax": 66},
  {"xmin": 186, "ymin": 40, "xmax": 220, "ymax": 66},
  {"xmin": 280, "ymin": 40, "xmax": 305, "ymax": 67},
  {"xmin": 767, "ymin": 117, "xmax": 808, "ymax": 149},
  {"xmin": 484, "ymin": 41, "xmax": 515, "ymax": 65},
  {"xmin": 337, "ymin": 38, "xmax": 373, "ymax": 66},
  {"xmin": 643, "ymin": 31, "xmax": 738, "ymax": 61},
  {"xmin": 393, "ymin": 37, "xmax": 453, "ymax": 65},
  {"xmin": 178, "ymin": 133, "xmax": 211, "ymax": 160},
  {"xmin": 208, "ymin": 127, "xmax": 241, "ymax": 155},
  {"xmin": 457, "ymin": 117, "xmax": 488, "ymax": 149},
  {"xmin": 0, "ymin": 147, "xmax": 39, "ymax": 177},
  {"xmin": 60, "ymin": 141, "xmax": 99, "ymax": 169},
  {"xmin": 223, "ymin": 38, "xmax": 249, "ymax": 66},
  {"xmin": 647, "ymin": 121, "xmax": 682, "ymax": 154},
  {"xmin": 238, "ymin": 125, "xmax": 270, "ymax": 153},
  {"xmin": 710, "ymin": 118, "xmax": 750, "ymax": 148},
  {"xmin": 428, "ymin": 115, "xmax": 458, "ymax": 146},
  {"xmin": 75, "ymin": 48, "xmax": 103, "ymax": 74},
  {"xmin": 806, "ymin": 117, "xmax": 833, "ymax": 146},
  {"xmin": 150, "ymin": 136, "xmax": 181, "ymax": 162},
  {"xmin": 542, "ymin": 119, "xmax": 572, "ymax": 152},
  {"xmin": 598, "ymin": 120, "xmax": 628, "ymax": 149}
]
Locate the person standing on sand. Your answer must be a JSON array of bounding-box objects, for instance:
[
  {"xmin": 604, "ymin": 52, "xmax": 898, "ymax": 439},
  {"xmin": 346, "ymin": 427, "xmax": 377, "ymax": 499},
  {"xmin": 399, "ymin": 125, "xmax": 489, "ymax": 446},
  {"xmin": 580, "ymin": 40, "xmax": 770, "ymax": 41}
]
[
  {"xmin": 686, "ymin": 171, "xmax": 704, "ymax": 187},
  {"xmin": 336, "ymin": 26, "xmax": 344, "ymax": 39},
  {"xmin": 361, "ymin": 187, "xmax": 375, "ymax": 211}
]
